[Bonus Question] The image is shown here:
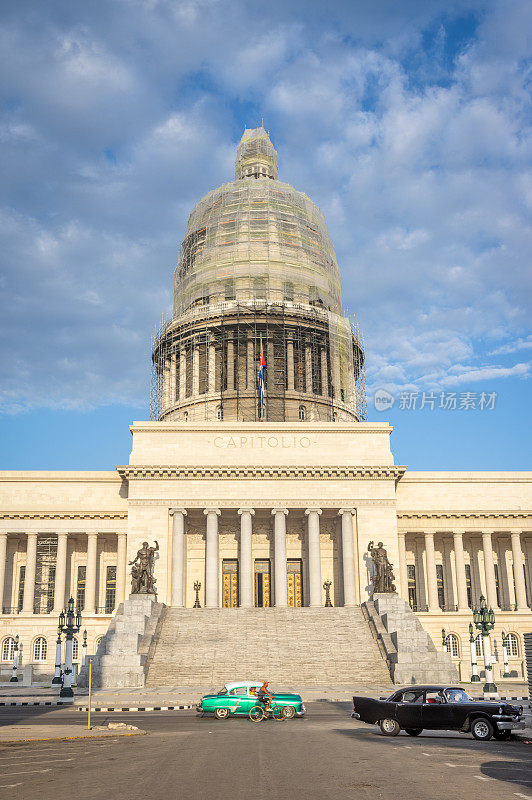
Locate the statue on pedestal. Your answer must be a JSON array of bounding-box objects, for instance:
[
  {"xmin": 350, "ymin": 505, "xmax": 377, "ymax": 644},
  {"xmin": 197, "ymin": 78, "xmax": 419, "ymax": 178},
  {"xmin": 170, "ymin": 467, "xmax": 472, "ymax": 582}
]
[
  {"xmin": 129, "ymin": 540, "xmax": 159, "ymax": 594},
  {"xmin": 368, "ymin": 540, "xmax": 396, "ymax": 593}
]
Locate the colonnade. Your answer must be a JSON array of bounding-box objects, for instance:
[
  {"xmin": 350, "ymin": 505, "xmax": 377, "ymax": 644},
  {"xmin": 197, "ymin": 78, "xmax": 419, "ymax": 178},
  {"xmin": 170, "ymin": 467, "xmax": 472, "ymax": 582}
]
[
  {"xmin": 0, "ymin": 532, "xmax": 127, "ymax": 615},
  {"xmin": 170, "ymin": 507, "xmax": 357, "ymax": 608},
  {"xmin": 397, "ymin": 530, "xmax": 531, "ymax": 612}
]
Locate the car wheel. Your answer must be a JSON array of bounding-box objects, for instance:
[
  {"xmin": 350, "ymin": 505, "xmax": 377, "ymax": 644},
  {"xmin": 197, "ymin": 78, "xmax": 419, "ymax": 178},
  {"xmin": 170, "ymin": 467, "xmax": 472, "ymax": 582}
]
[
  {"xmin": 283, "ymin": 706, "xmax": 296, "ymax": 720},
  {"xmin": 214, "ymin": 707, "xmax": 230, "ymax": 720},
  {"xmin": 471, "ymin": 717, "xmax": 494, "ymax": 741},
  {"xmin": 405, "ymin": 728, "xmax": 423, "ymax": 736},
  {"xmin": 493, "ymin": 729, "xmax": 511, "ymax": 740},
  {"xmin": 379, "ymin": 718, "xmax": 401, "ymax": 736}
]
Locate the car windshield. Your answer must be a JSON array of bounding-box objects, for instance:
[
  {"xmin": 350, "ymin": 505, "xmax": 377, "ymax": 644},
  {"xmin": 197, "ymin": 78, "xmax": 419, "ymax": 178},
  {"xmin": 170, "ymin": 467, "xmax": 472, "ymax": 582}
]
[{"xmin": 444, "ymin": 689, "xmax": 472, "ymax": 703}]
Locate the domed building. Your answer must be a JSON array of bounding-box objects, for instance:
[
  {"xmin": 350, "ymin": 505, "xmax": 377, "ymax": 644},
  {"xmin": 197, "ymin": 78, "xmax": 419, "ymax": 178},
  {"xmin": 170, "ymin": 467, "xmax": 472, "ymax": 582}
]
[{"xmin": 0, "ymin": 128, "xmax": 530, "ymax": 691}]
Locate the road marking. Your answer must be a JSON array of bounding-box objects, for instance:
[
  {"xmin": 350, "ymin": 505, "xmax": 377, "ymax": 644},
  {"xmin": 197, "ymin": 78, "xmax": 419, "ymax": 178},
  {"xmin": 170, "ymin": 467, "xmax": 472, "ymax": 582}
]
[
  {"xmin": 514, "ymin": 793, "xmax": 532, "ymax": 799},
  {"xmin": 0, "ymin": 783, "xmax": 23, "ymax": 789},
  {"xmin": 0, "ymin": 758, "xmax": 74, "ymax": 767},
  {"xmin": 475, "ymin": 776, "xmax": 494, "ymax": 782},
  {"xmin": 445, "ymin": 763, "xmax": 459, "ymax": 767},
  {"xmin": 3, "ymin": 769, "xmax": 52, "ymax": 776}
]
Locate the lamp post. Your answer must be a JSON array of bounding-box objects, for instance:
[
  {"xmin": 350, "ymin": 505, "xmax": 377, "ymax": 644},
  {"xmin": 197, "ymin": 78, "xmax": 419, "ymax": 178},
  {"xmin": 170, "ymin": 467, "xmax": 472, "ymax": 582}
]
[
  {"xmin": 323, "ymin": 579, "xmax": 333, "ymax": 607},
  {"xmin": 58, "ymin": 597, "xmax": 81, "ymax": 698},
  {"xmin": 52, "ymin": 627, "xmax": 62, "ymax": 686},
  {"xmin": 10, "ymin": 635, "xmax": 19, "ymax": 682},
  {"xmin": 469, "ymin": 623, "xmax": 480, "ymax": 682},
  {"xmin": 501, "ymin": 631, "xmax": 511, "ymax": 678},
  {"xmin": 441, "ymin": 628, "xmax": 447, "ymax": 653},
  {"xmin": 472, "ymin": 595, "xmax": 497, "ymax": 694},
  {"xmin": 193, "ymin": 581, "xmax": 201, "ymax": 608},
  {"xmin": 82, "ymin": 629, "xmax": 88, "ymax": 668}
]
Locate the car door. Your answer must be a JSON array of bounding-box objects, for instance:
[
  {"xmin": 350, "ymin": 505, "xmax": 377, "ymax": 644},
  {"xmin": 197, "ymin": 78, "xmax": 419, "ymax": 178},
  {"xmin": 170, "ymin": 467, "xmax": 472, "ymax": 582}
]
[
  {"xmin": 422, "ymin": 691, "xmax": 455, "ymax": 730},
  {"xmin": 228, "ymin": 687, "xmax": 251, "ymax": 714},
  {"xmin": 396, "ymin": 690, "xmax": 423, "ymax": 729}
]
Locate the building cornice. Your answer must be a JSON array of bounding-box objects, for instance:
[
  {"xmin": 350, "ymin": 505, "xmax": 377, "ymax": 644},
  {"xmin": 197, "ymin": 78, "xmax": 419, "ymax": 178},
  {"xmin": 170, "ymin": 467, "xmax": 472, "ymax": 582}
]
[
  {"xmin": 398, "ymin": 511, "xmax": 532, "ymax": 520},
  {"xmin": 116, "ymin": 465, "xmax": 407, "ymax": 481},
  {"xmin": 128, "ymin": 422, "xmax": 393, "ymax": 434},
  {"xmin": 0, "ymin": 511, "xmax": 128, "ymax": 520}
]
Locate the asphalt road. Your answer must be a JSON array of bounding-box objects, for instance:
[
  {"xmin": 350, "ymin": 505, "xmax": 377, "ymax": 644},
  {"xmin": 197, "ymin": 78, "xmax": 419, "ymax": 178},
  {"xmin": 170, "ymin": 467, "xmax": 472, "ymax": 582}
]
[{"xmin": 0, "ymin": 702, "xmax": 531, "ymax": 800}]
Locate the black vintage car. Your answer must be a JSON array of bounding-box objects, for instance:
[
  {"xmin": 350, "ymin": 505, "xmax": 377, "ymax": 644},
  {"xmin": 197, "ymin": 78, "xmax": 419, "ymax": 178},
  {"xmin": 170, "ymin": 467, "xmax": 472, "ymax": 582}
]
[{"xmin": 352, "ymin": 685, "xmax": 525, "ymax": 741}]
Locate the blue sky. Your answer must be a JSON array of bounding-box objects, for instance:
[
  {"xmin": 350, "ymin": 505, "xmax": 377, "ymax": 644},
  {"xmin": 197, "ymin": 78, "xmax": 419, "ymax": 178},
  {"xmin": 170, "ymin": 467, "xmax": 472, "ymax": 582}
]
[{"xmin": 0, "ymin": 0, "xmax": 530, "ymax": 470}]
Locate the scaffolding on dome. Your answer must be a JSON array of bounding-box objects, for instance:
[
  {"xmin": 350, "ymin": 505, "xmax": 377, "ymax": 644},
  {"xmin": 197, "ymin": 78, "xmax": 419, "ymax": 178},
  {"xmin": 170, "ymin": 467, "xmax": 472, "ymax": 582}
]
[{"xmin": 150, "ymin": 301, "xmax": 366, "ymax": 423}]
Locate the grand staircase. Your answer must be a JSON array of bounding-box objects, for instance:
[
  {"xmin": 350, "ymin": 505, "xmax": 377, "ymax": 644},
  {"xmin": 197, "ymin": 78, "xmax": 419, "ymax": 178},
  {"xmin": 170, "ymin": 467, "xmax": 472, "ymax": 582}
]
[{"xmin": 145, "ymin": 607, "xmax": 392, "ymax": 687}]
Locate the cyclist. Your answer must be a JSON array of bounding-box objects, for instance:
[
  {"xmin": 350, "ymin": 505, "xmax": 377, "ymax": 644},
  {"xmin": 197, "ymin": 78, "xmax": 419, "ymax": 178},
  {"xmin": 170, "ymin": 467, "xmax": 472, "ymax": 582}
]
[{"xmin": 257, "ymin": 680, "xmax": 273, "ymax": 711}]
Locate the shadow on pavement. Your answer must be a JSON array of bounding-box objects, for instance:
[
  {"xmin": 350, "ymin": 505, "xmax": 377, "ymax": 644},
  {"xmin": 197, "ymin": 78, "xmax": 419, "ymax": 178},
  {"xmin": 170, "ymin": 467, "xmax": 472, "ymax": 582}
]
[{"xmin": 480, "ymin": 754, "xmax": 532, "ymax": 794}]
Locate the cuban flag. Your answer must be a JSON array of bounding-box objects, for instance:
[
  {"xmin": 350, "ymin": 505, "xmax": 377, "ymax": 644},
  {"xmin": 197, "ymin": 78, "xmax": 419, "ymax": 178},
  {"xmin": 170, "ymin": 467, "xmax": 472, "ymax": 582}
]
[{"xmin": 258, "ymin": 336, "xmax": 266, "ymax": 420}]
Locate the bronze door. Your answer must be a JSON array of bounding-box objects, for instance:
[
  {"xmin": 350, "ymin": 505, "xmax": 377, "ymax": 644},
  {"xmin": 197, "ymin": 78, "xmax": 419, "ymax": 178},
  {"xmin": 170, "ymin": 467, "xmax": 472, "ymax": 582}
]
[
  {"xmin": 287, "ymin": 559, "xmax": 303, "ymax": 607},
  {"xmin": 254, "ymin": 559, "xmax": 271, "ymax": 607},
  {"xmin": 222, "ymin": 559, "xmax": 239, "ymax": 608}
]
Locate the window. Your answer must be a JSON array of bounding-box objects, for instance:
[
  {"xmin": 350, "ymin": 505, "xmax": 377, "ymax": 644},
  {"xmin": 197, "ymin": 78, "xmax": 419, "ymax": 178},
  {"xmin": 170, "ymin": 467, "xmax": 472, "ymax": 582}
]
[
  {"xmin": 465, "ymin": 564, "xmax": 472, "ymax": 608},
  {"xmin": 298, "ymin": 405, "xmax": 306, "ymax": 421},
  {"xmin": 105, "ymin": 565, "xmax": 117, "ymax": 614},
  {"xmin": 95, "ymin": 636, "xmax": 103, "ymax": 650},
  {"xmin": 340, "ymin": 389, "xmax": 345, "ymax": 402},
  {"xmin": 475, "ymin": 634, "xmax": 484, "ymax": 658},
  {"xmin": 407, "ymin": 564, "xmax": 417, "ymax": 611},
  {"xmin": 2, "ymin": 637, "xmax": 16, "ymax": 662},
  {"xmin": 17, "ymin": 566, "xmax": 25, "ymax": 612},
  {"xmin": 229, "ymin": 687, "xmax": 248, "ymax": 696},
  {"xmin": 507, "ymin": 633, "xmax": 519, "ymax": 657},
  {"xmin": 446, "ymin": 634, "xmax": 460, "ymax": 658},
  {"xmin": 436, "ymin": 564, "xmax": 445, "ymax": 610},
  {"xmin": 494, "ymin": 563, "xmax": 501, "ymax": 607},
  {"xmin": 33, "ymin": 637, "xmax": 47, "ymax": 662},
  {"xmin": 216, "ymin": 405, "xmax": 223, "ymax": 421},
  {"xmin": 76, "ymin": 566, "xmax": 86, "ymax": 611},
  {"xmin": 72, "ymin": 637, "xmax": 79, "ymax": 662}
]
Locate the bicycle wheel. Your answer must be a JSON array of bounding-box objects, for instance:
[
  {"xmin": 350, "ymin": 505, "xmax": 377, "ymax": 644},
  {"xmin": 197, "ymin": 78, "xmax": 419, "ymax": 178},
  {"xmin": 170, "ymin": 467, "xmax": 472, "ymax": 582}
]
[
  {"xmin": 249, "ymin": 705, "xmax": 266, "ymax": 722},
  {"xmin": 272, "ymin": 706, "xmax": 285, "ymax": 721}
]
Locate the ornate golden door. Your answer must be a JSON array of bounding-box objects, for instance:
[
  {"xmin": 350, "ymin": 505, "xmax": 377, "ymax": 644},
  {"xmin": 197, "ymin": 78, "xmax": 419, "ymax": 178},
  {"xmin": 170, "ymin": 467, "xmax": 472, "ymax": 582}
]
[
  {"xmin": 287, "ymin": 559, "xmax": 303, "ymax": 607},
  {"xmin": 222, "ymin": 559, "xmax": 239, "ymax": 608},
  {"xmin": 254, "ymin": 559, "xmax": 271, "ymax": 607}
]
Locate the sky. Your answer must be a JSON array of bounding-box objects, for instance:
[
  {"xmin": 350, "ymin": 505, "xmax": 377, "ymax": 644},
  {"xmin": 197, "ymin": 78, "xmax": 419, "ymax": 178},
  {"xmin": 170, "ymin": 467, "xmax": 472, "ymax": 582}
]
[{"xmin": 0, "ymin": 0, "xmax": 531, "ymax": 470}]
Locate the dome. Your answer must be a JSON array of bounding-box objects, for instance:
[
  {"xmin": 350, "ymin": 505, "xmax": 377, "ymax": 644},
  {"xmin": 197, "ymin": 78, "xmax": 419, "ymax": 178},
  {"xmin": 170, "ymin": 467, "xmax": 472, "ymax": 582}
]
[{"xmin": 173, "ymin": 128, "xmax": 342, "ymax": 317}]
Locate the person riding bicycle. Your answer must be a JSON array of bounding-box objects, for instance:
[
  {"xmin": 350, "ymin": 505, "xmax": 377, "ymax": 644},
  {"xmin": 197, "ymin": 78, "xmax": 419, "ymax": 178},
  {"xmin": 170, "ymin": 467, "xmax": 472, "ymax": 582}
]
[{"xmin": 257, "ymin": 681, "xmax": 273, "ymax": 711}]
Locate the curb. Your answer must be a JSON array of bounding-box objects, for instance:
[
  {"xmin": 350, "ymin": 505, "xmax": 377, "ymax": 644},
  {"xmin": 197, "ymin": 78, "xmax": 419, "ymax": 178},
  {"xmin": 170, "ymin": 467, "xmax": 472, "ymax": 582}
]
[
  {"xmin": 0, "ymin": 700, "xmax": 74, "ymax": 707},
  {"xmin": 76, "ymin": 704, "xmax": 195, "ymax": 712},
  {"xmin": 0, "ymin": 731, "xmax": 147, "ymax": 745}
]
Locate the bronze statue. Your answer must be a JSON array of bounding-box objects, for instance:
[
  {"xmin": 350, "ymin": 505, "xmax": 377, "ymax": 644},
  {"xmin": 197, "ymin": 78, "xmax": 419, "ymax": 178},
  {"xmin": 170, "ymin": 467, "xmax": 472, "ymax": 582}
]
[
  {"xmin": 368, "ymin": 540, "xmax": 396, "ymax": 593},
  {"xmin": 129, "ymin": 540, "xmax": 159, "ymax": 594}
]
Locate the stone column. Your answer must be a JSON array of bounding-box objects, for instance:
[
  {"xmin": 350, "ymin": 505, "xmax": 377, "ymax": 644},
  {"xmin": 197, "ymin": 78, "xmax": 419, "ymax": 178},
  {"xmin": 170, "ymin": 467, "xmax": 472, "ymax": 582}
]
[
  {"xmin": 204, "ymin": 508, "xmax": 221, "ymax": 608},
  {"xmin": 238, "ymin": 508, "xmax": 254, "ymax": 608},
  {"xmin": 170, "ymin": 509, "xmax": 187, "ymax": 607},
  {"xmin": 208, "ymin": 341, "xmax": 216, "ymax": 394},
  {"xmin": 272, "ymin": 509, "xmax": 288, "ymax": 607},
  {"xmin": 424, "ymin": 532, "xmax": 440, "ymax": 612},
  {"xmin": 397, "ymin": 531, "xmax": 409, "ymax": 602},
  {"xmin": 247, "ymin": 339, "xmax": 255, "ymax": 390},
  {"xmin": 192, "ymin": 344, "xmax": 200, "ymax": 396},
  {"xmin": 305, "ymin": 344, "xmax": 313, "ymax": 393},
  {"xmin": 482, "ymin": 531, "xmax": 499, "ymax": 609},
  {"xmin": 286, "ymin": 339, "xmax": 295, "ymax": 391},
  {"xmin": 305, "ymin": 508, "xmax": 322, "ymax": 607},
  {"xmin": 179, "ymin": 349, "xmax": 187, "ymax": 399},
  {"xmin": 510, "ymin": 530, "xmax": 528, "ymax": 611},
  {"xmin": 85, "ymin": 532, "xmax": 98, "ymax": 614},
  {"xmin": 22, "ymin": 533, "xmax": 38, "ymax": 613},
  {"xmin": 53, "ymin": 533, "xmax": 68, "ymax": 614},
  {"xmin": 116, "ymin": 533, "xmax": 127, "ymax": 606},
  {"xmin": 226, "ymin": 337, "xmax": 234, "ymax": 391},
  {"xmin": 453, "ymin": 531, "xmax": 469, "ymax": 612},
  {"xmin": 339, "ymin": 509, "xmax": 356, "ymax": 606},
  {"xmin": 163, "ymin": 357, "xmax": 171, "ymax": 408},
  {"xmin": 0, "ymin": 533, "xmax": 7, "ymax": 612},
  {"xmin": 267, "ymin": 340, "xmax": 274, "ymax": 390},
  {"xmin": 320, "ymin": 347, "xmax": 328, "ymax": 396},
  {"xmin": 169, "ymin": 351, "xmax": 176, "ymax": 405}
]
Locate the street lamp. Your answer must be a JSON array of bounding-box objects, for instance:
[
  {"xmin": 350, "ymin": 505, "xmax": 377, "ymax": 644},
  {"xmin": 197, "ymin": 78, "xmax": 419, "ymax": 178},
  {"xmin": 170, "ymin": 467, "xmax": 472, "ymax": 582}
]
[
  {"xmin": 52, "ymin": 627, "xmax": 62, "ymax": 686},
  {"xmin": 469, "ymin": 623, "xmax": 480, "ymax": 682},
  {"xmin": 10, "ymin": 635, "xmax": 19, "ymax": 682},
  {"xmin": 441, "ymin": 628, "xmax": 447, "ymax": 653},
  {"xmin": 82, "ymin": 629, "xmax": 88, "ymax": 668},
  {"xmin": 501, "ymin": 631, "xmax": 511, "ymax": 678},
  {"xmin": 58, "ymin": 597, "xmax": 81, "ymax": 698},
  {"xmin": 472, "ymin": 595, "xmax": 497, "ymax": 694}
]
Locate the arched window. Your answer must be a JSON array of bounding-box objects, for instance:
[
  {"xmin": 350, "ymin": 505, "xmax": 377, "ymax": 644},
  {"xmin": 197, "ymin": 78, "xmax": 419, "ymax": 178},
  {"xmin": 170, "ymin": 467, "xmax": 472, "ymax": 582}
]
[
  {"xmin": 446, "ymin": 634, "xmax": 460, "ymax": 658},
  {"xmin": 33, "ymin": 637, "xmax": 47, "ymax": 662},
  {"xmin": 95, "ymin": 636, "xmax": 103, "ymax": 651},
  {"xmin": 507, "ymin": 633, "xmax": 519, "ymax": 657},
  {"xmin": 475, "ymin": 634, "xmax": 484, "ymax": 658},
  {"xmin": 72, "ymin": 637, "xmax": 79, "ymax": 662},
  {"xmin": 298, "ymin": 405, "xmax": 306, "ymax": 421},
  {"xmin": 216, "ymin": 405, "xmax": 223, "ymax": 420},
  {"xmin": 2, "ymin": 637, "xmax": 15, "ymax": 662}
]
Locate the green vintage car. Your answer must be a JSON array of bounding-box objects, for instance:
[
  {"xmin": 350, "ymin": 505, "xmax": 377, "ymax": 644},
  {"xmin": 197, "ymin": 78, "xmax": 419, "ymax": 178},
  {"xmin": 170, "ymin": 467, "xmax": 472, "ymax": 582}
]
[{"xmin": 197, "ymin": 681, "xmax": 305, "ymax": 720}]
